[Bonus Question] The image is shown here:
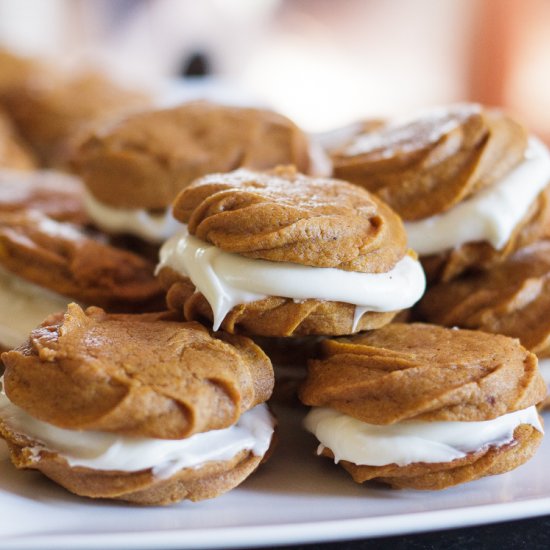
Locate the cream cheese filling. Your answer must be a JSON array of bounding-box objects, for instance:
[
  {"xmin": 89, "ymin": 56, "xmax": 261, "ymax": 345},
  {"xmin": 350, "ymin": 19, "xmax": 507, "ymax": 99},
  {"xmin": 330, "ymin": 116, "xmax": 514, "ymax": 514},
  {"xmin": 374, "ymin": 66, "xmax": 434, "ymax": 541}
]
[
  {"xmin": 0, "ymin": 386, "xmax": 274, "ymax": 479},
  {"xmin": 83, "ymin": 190, "xmax": 181, "ymax": 243},
  {"xmin": 157, "ymin": 228, "xmax": 426, "ymax": 331},
  {"xmin": 0, "ymin": 266, "xmax": 70, "ymax": 349},
  {"xmin": 405, "ymin": 137, "xmax": 550, "ymax": 256},
  {"xmin": 304, "ymin": 406, "xmax": 542, "ymax": 467}
]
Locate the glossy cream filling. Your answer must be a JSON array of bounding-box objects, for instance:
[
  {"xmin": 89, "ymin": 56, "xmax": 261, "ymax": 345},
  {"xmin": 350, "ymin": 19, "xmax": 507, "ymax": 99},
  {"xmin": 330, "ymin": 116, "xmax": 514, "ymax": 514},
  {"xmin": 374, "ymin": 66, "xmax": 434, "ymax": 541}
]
[
  {"xmin": 83, "ymin": 190, "xmax": 181, "ymax": 243},
  {"xmin": 0, "ymin": 266, "xmax": 69, "ymax": 349},
  {"xmin": 157, "ymin": 229, "xmax": 426, "ymax": 331},
  {"xmin": 304, "ymin": 406, "xmax": 542, "ymax": 467},
  {"xmin": 538, "ymin": 358, "xmax": 550, "ymax": 387},
  {"xmin": 0, "ymin": 387, "xmax": 275, "ymax": 479},
  {"xmin": 405, "ymin": 137, "xmax": 550, "ymax": 255}
]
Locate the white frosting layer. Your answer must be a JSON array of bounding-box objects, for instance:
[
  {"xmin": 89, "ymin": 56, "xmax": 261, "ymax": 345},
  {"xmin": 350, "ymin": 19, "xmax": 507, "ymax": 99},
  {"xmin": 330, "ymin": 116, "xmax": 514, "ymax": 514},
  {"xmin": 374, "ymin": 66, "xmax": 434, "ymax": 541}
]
[
  {"xmin": 304, "ymin": 406, "xmax": 542, "ymax": 467},
  {"xmin": 405, "ymin": 137, "xmax": 550, "ymax": 255},
  {"xmin": 0, "ymin": 266, "xmax": 69, "ymax": 349},
  {"xmin": 0, "ymin": 387, "xmax": 274, "ymax": 479},
  {"xmin": 307, "ymin": 138, "xmax": 333, "ymax": 177},
  {"xmin": 84, "ymin": 190, "xmax": 181, "ymax": 243},
  {"xmin": 157, "ymin": 229, "xmax": 426, "ymax": 331},
  {"xmin": 538, "ymin": 358, "xmax": 550, "ymax": 387},
  {"xmin": 313, "ymin": 121, "xmax": 374, "ymax": 152}
]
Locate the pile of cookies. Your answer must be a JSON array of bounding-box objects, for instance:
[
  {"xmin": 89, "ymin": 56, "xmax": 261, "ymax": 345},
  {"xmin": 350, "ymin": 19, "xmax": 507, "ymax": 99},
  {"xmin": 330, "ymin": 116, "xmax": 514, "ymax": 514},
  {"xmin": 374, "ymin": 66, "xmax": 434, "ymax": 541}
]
[{"xmin": 0, "ymin": 49, "xmax": 547, "ymax": 504}]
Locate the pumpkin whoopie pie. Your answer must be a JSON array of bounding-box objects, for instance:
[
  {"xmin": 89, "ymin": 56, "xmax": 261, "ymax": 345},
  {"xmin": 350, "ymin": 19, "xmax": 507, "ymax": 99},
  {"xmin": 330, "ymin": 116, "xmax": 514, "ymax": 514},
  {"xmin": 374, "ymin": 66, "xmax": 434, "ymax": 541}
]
[
  {"xmin": 0, "ymin": 169, "xmax": 87, "ymax": 224},
  {"xmin": 330, "ymin": 104, "xmax": 550, "ymax": 282},
  {"xmin": 417, "ymin": 241, "xmax": 550, "ymax": 407},
  {"xmin": 2, "ymin": 69, "xmax": 149, "ymax": 168},
  {"xmin": 156, "ymin": 166, "xmax": 425, "ymax": 337},
  {"xmin": 300, "ymin": 323, "xmax": 545, "ymax": 490},
  {"xmin": 0, "ymin": 209, "xmax": 162, "ymax": 350},
  {"xmin": 0, "ymin": 304, "xmax": 275, "ymax": 504},
  {"xmin": 71, "ymin": 101, "xmax": 318, "ymax": 244}
]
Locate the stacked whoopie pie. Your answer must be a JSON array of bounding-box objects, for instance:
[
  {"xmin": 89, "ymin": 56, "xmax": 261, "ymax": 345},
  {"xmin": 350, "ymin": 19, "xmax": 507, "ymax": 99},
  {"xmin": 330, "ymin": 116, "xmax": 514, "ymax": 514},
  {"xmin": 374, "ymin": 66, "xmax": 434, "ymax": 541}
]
[
  {"xmin": 0, "ymin": 304, "xmax": 275, "ymax": 504},
  {"xmin": 0, "ymin": 50, "xmax": 547, "ymax": 500},
  {"xmin": 332, "ymin": 103, "xmax": 550, "ymax": 411},
  {"xmin": 155, "ymin": 146, "xmax": 547, "ymax": 490},
  {"xmin": 0, "ymin": 54, "xmax": 331, "ymax": 504},
  {"xmin": 296, "ymin": 103, "xmax": 548, "ymax": 489}
]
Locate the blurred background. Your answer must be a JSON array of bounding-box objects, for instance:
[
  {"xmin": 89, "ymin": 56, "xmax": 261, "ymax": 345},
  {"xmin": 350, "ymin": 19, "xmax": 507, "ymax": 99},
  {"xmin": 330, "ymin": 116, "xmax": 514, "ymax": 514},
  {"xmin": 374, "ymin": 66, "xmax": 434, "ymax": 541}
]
[{"xmin": 0, "ymin": 0, "xmax": 548, "ymax": 137}]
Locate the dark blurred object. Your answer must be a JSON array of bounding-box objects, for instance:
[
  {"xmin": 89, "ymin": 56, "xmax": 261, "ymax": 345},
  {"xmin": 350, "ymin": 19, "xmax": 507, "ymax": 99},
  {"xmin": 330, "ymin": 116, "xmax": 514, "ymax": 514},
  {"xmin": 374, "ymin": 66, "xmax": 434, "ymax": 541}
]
[{"xmin": 180, "ymin": 51, "xmax": 212, "ymax": 77}]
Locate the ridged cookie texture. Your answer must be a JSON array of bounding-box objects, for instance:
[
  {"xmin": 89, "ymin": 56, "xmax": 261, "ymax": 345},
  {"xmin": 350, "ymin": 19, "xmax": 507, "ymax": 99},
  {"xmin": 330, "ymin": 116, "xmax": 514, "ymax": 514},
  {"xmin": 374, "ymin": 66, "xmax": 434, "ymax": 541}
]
[
  {"xmin": 159, "ymin": 166, "xmax": 411, "ymax": 336},
  {"xmin": 331, "ymin": 103, "xmax": 528, "ymax": 221},
  {"xmin": 331, "ymin": 103, "xmax": 550, "ymax": 282},
  {"xmin": 160, "ymin": 268, "xmax": 397, "ymax": 338},
  {"xmin": 2, "ymin": 304, "xmax": 273, "ymax": 438},
  {"xmin": 417, "ymin": 242, "xmax": 550, "ymax": 357},
  {"xmin": 73, "ymin": 101, "xmax": 311, "ymax": 210},
  {"xmin": 0, "ymin": 210, "xmax": 163, "ymax": 311},
  {"xmin": 175, "ymin": 166, "xmax": 406, "ymax": 272},
  {"xmin": 300, "ymin": 323, "xmax": 545, "ymax": 489},
  {"xmin": 0, "ymin": 304, "xmax": 275, "ymax": 504}
]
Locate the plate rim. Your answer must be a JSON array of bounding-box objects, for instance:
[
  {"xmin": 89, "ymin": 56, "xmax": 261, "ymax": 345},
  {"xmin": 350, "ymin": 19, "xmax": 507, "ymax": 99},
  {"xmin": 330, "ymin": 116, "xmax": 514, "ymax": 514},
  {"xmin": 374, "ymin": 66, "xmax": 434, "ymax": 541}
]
[{"xmin": 3, "ymin": 495, "xmax": 550, "ymax": 549}]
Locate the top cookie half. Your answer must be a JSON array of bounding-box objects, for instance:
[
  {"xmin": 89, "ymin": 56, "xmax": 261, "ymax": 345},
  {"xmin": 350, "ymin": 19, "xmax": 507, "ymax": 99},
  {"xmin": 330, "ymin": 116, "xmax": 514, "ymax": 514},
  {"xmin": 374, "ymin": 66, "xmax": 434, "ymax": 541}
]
[{"xmin": 172, "ymin": 166, "xmax": 407, "ymax": 273}]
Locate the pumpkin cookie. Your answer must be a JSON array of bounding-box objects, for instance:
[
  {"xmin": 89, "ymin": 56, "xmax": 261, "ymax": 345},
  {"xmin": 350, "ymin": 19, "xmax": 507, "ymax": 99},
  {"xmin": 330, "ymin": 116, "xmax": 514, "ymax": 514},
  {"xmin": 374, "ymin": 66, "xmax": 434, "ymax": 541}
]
[
  {"xmin": 331, "ymin": 104, "xmax": 550, "ymax": 281},
  {"xmin": 300, "ymin": 323, "xmax": 545, "ymax": 490},
  {"xmin": 157, "ymin": 166, "xmax": 425, "ymax": 337},
  {"xmin": 0, "ymin": 49, "xmax": 51, "ymax": 98},
  {"xmin": 0, "ymin": 209, "xmax": 162, "ymax": 349},
  {"xmin": 0, "ymin": 169, "xmax": 87, "ymax": 224},
  {"xmin": 0, "ymin": 304, "xmax": 275, "ymax": 504},
  {"xmin": 417, "ymin": 241, "xmax": 550, "ymax": 407},
  {"xmin": 0, "ymin": 109, "xmax": 36, "ymax": 170},
  {"xmin": 2, "ymin": 70, "xmax": 149, "ymax": 167},
  {"xmin": 72, "ymin": 101, "xmax": 315, "ymax": 243}
]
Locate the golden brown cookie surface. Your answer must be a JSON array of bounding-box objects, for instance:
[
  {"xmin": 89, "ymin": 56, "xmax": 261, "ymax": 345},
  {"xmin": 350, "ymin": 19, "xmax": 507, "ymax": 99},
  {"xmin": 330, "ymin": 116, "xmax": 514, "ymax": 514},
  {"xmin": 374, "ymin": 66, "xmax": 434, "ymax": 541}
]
[
  {"xmin": 331, "ymin": 104, "xmax": 528, "ymax": 221},
  {"xmin": 0, "ymin": 110, "xmax": 36, "ymax": 170},
  {"xmin": 2, "ymin": 304, "xmax": 273, "ymax": 439},
  {"xmin": 174, "ymin": 166, "xmax": 407, "ymax": 273},
  {"xmin": 0, "ymin": 170, "xmax": 87, "ymax": 224},
  {"xmin": 3, "ymin": 71, "xmax": 149, "ymax": 167},
  {"xmin": 300, "ymin": 323, "xmax": 545, "ymax": 424},
  {"xmin": 0, "ymin": 210, "xmax": 162, "ymax": 311},
  {"xmin": 0, "ymin": 49, "xmax": 52, "ymax": 97},
  {"xmin": 73, "ymin": 101, "xmax": 311, "ymax": 210},
  {"xmin": 417, "ymin": 242, "xmax": 550, "ymax": 356}
]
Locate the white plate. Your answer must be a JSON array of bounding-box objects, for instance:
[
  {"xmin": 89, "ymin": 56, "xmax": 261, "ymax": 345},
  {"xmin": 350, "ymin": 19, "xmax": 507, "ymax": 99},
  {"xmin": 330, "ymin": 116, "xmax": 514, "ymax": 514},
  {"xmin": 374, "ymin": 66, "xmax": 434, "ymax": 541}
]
[{"xmin": 1, "ymin": 404, "xmax": 550, "ymax": 550}]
